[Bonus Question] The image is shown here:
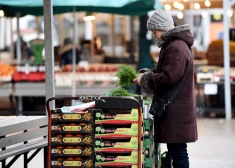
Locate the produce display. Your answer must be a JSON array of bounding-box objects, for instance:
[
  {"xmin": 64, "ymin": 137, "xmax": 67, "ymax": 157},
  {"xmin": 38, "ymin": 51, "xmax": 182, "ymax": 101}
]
[
  {"xmin": 55, "ymin": 64, "xmax": 120, "ymax": 87},
  {"xmin": 196, "ymin": 65, "xmax": 235, "ymax": 83},
  {"xmin": 60, "ymin": 64, "xmax": 119, "ymax": 72},
  {"xmin": 12, "ymin": 64, "xmax": 60, "ymax": 82},
  {"xmin": 207, "ymin": 40, "xmax": 235, "ymax": 66},
  {"xmin": 0, "ymin": 63, "xmax": 16, "ymax": 82}
]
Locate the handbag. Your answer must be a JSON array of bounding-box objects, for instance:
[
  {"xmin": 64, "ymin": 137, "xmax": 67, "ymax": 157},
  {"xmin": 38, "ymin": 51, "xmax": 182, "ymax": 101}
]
[{"xmin": 149, "ymin": 46, "xmax": 192, "ymax": 117}]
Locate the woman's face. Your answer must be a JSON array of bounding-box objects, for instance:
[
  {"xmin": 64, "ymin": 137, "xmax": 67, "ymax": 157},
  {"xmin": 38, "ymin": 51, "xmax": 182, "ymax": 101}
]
[{"xmin": 151, "ymin": 30, "xmax": 164, "ymax": 40}]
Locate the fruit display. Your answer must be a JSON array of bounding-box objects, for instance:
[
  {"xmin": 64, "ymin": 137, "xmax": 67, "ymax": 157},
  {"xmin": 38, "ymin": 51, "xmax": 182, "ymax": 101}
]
[
  {"xmin": 55, "ymin": 64, "xmax": 119, "ymax": 87},
  {"xmin": 60, "ymin": 64, "xmax": 119, "ymax": 73},
  {"xmin": 12, "ymin": 64, "xmax": 60, "ymax": 82},
  {"xmin": 207, "ymin": 40, "xmax": 235, "ymax": 66},
  {"xmin": 196, "ymin": 66, "xmax": 235, "ymax": 83},
  {"xmin": 0, "ymin": 63, "xmax": 16, "ymax": 82}
]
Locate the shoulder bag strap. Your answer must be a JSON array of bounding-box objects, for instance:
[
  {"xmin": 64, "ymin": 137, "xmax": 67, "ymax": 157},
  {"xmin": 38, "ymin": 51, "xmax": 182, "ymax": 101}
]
[{"xmin": 166, "ymin": 46, "xmax": 193, "ymax": 105}]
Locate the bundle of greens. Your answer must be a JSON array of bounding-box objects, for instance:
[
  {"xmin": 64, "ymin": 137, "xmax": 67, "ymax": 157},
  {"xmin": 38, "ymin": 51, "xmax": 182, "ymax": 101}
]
[
  {"xmin": 107, "ymin": 88, "xmax": 132, "ymax": 97},
  {"xmin": 115, "ymin": 65, "xmax": 138, "ymax": 88}
]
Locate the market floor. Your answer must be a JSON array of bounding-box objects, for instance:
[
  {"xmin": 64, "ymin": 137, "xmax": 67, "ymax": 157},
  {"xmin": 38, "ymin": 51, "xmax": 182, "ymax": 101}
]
[
  {"xmin": 2, "ymin": 118, "xmax": 235, "ymax": 168},
  {"xmin": 188, "ymin": 118, "xmax": 235, "ymax": 168}
]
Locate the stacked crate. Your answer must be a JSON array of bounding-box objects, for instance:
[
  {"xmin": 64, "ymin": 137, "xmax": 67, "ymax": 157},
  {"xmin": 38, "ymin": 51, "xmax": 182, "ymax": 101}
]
[
  {"xmin": 143, "ymin": 105, "xmax": 161, "ymax": 168},
  {"xmin": 50, "ymin": 109, "xmax": 95, "ymax": 168},
  {"xmin": 94, "ymin": 108, "xmax": 141, "ymax": 168},
  {"xmin": 143, "ymin": 119, "xmax": 153, "ymax": 168}
]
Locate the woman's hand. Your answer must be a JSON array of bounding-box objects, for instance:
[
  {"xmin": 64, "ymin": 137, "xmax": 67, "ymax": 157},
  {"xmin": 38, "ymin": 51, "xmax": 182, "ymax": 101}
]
[{"xmin": 133, "ymin": 75, "xmax": 142, "ymax": 86}]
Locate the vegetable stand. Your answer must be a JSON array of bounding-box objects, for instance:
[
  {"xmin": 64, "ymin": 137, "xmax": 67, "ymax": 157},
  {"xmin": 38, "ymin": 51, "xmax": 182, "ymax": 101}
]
[{"xmin": 46, "ymin": 96, "xmax": 144, "ymax": 168}]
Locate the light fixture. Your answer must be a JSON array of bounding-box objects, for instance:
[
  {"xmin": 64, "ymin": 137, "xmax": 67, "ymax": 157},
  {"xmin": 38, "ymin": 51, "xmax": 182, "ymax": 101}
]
[
  {"xmin": 183, "ymin": 0, "xmax": 188, "ymax": 1},
  {"xmin": 194, "ymin": 3, "xmax": 200, "ymax": 10},
  {"xmin": 0, "ymin": 10, "xmax": 4, "ymax": 17},
  {"xmin": 213, "ymin": 14, "xmax": 222, "ymax": 21},
  {"xmin": 179, "ymin": 4, "xmax": 184, "ymax": 10},
  {"xmin": 227, "ymin": 9, "xmax": 233, "ymax": 17},
  {"xmin": 174, "ymin": 2, "xmax": 179, "ymax": 8},
  {"xmin": 83, "ymin": 12, "xmax": 95, "ymax": 21},
  {"xmin": 165, "ymin": 4, "xmax": 171, "ymax": 10},
  {"xmin": 202, "ymin": 12, "xmax": 208, "ymax": 17},
  {"xmin": 177, "ymin": 12, "xmax": 184, "ymax": 19},
  {"xmin": 205, "ymin": 0, "xmax": 211, "ymax": 7}
]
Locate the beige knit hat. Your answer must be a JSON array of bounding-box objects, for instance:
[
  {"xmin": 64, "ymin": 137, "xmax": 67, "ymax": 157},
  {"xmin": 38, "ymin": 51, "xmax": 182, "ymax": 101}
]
[{"xmin": 147, "ymin": 10, "xmax": 174, "ymax": 32}]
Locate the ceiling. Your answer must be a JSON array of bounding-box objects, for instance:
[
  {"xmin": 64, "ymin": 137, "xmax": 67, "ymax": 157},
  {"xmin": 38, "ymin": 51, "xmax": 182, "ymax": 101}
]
[{"xmin": 161, "ymin": 0, "xmax": 223, "ymax": 10}]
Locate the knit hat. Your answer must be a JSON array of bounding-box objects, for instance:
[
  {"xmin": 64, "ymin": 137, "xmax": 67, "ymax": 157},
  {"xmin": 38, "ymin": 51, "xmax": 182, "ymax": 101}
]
[{"xmin": 147, "ymin": 10, "xmax": 174, "ymax": 32}]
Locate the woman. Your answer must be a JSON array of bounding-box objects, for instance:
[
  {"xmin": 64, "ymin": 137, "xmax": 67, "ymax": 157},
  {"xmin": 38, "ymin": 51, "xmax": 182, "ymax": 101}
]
[{"xmin": 133, "ymin": 10, "xmax": 198, "ymax": 168}]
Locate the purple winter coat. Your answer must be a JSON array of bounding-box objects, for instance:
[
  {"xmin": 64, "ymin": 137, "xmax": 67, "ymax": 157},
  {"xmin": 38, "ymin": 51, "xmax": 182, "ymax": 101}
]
[{"xmin": 141, "ymin": 25, "xmax": 198, "ymax": 143}]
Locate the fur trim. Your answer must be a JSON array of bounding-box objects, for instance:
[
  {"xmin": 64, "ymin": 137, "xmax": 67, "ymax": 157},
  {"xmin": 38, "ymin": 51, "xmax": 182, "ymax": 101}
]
[
  {"xmin": 141, "ymin": 71, "xmax": 153, "ymax": 90},
  {"xmin": 162, "ymin": 24, "xmax": 191, "ymax": 41}
]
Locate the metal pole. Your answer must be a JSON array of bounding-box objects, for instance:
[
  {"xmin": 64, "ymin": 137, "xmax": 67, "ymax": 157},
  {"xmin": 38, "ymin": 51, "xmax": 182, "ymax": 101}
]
[
  {"xmin": 10, "ymin": 18, "xmax": 14, "ymax": 61},
  {"xmin": 16, "ymin": 13, "xmax": 21, "ymax": 65},
  {"xmin": 189, "ymin": 2, "xmax": 194, "ymax": 34},
  {"xmin": 223, "ymin": 0, "xmax": 232, "ymax": 120},
  {"xmin": 43, "ymin": 0, "xmax": 55, "ymax": 110},
  {"xmin": 110, "ymin": 15, "xmax": 115, "ymax": 56},
  {"xmin": 72, "ymin": 7, "xmax": 77, "ymax": 104},
  {"xmin": 0, "ymin": 17, "xmax": 1, "ymax": 51},
  {"xmin": 36, "ymin": 16, "xmax": 40, "ymax": 38},
  {"xmin": 57, "ymin": 15, "xmax": 64, "ymax": 46},
  {"xmin": 126, "ymin": 16, "xmax": 131, "ymax": 41}
]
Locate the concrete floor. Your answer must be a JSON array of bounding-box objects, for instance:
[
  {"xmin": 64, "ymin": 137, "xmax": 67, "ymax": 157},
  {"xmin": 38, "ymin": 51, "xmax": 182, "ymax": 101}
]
[
  {"xmin": 2, "ymin": 118, "xmax": 235, "ymax": 168},
  {"xmin": 188, "ymin": 119, "xmax": 235, "ymax": 168}
]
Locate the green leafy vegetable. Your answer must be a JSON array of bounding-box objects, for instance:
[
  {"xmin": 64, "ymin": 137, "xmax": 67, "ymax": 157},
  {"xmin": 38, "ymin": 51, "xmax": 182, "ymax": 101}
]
[
  {"xmin": 108, "ymin": 88, "xmax": 132, "ymax": 96},
  {"xmin": 116, "ymin": 65, "xmax": 138, "ymax": 87}
]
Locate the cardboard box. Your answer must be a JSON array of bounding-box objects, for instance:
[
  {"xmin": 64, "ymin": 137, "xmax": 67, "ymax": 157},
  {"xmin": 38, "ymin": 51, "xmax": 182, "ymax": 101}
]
[
  {"xmin": 95, "ymin": 109, "xmax": 139, "ymax": 124},
  {"xmin": 95, "ymin": 137, "xmax": 138, "ymax": 151},
  {"xmin": 52, "ymin": 123, "xmax": 93, "ymax": 134},
  {"xmin": 51, "ymin": 159, "xmax": 93, "ymax": 168},
  {"xmin": 95, "ymin": 165, "xmax": 137, "ymax": 168},
  {"xmin": 51, "ymin": 113, "xmax": 93, "ymax": 123},
  {"xmin": 95, "ymin": 123, "xmax": 138, "ymax": 138},
  {"xmin": 51, "ymin": 135, "xmax": 93, "ymax": 145},
  {"xmin": 95, "ymin": 151, "xmax": 138, "ymax": 165},
  {"xmin": 51, "ymin": 146, "xmax": 94, "ymax": 157}
]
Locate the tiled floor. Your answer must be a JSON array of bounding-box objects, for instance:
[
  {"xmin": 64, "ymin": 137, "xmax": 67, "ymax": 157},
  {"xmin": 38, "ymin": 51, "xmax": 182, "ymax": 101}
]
[{"xmin": 2, "ymin": 118, "xmax": 235, "ymax": 168}]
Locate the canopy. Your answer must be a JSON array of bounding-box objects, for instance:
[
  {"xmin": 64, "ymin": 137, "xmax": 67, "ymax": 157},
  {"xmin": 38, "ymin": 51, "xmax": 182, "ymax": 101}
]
[{"xmin": 0, "ymin": 0, "xmax": 161, "ymax": 17}]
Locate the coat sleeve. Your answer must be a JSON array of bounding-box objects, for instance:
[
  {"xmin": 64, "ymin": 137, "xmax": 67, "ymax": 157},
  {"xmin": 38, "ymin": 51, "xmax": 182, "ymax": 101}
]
[{"xmin": 141, "ymin": 45, "xmax": 187, "ymax": 89}]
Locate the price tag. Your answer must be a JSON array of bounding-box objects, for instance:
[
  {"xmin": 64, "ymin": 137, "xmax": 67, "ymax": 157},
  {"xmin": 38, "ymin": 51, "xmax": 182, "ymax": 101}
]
[{"xmin": 204, "ymin": 83, "xmax": 218, "ymax": 95}]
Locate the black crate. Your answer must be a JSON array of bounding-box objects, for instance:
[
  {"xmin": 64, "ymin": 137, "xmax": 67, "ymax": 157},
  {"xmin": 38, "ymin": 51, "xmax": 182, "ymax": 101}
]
[
  {"xmin": 51, "ymin": 135, "xmax": 94, "ymax": 146},
  {"xmin": 51, "ymin": 146, "xmax": 94, "ymax": 157},
  {"xmin": 51, "ymin": 112, "xmax": 94, "ymax": 124},
  {"xmin": 51, "ymin": 123, "xmax": 94, "ymax": 134},
  {"xmin": 51, "ymin": 158, "xmax": 94, "ymax": 168}
]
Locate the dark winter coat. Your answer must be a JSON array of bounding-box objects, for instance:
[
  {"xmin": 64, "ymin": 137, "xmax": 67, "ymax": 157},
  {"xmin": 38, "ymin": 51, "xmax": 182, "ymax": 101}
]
[
  {"xmin": 59, "ymin": 44, "xmax": 80, "ymax": 67},
  {"xmin": 141, "ymin": 25, "xmax": 198, "ymax": 143}
]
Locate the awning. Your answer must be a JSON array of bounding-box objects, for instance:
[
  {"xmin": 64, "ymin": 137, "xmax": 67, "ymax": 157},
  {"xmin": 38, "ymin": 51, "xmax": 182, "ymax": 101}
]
[{"xmin": 0, "ymin": 0, "xmax": 162, "ymax": 17}]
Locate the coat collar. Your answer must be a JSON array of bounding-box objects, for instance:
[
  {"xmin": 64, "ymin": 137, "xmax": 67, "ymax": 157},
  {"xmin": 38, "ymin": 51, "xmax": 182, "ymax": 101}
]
[{"xmin": 162, "ymin": 24, "xmax": 191, "ymax": 41}]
